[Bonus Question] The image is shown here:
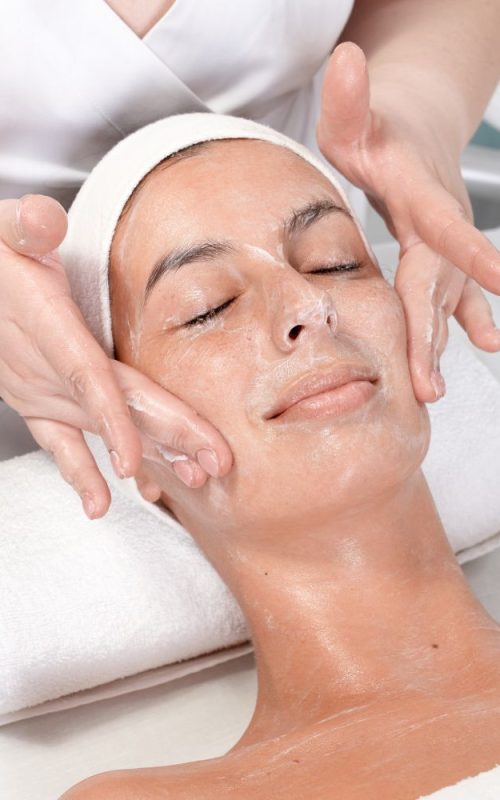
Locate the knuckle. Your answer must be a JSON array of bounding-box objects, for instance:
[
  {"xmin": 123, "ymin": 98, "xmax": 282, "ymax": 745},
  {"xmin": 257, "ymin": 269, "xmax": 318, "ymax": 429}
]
[
  {"xmin": 65, "ymin": 365, "xmax": 92, "ymax": 397},
  {"xmin": 61, "ymin": 461, "xmax": 97, "ymax": 496},
  {"xmin": 72, "ymin": 464, "xmax": 99, "ymax": 493},
  {"xmin": 62, "ymin": 467, "xmax": 80, "ymax": 491},
  {"xmin": 436, "ymin": 218, "xmax": 460, "ymax": 254},
  {"xmin": 65, "ymin": 363, "xmax": 109, "ymax": 401},
  {"xmin": 0, "ymin": 385, "xmax": 22, "ymax": 409},
  {"xmin": 45, "ymin": 434, "xmax": 83, "ymax": 481},
  {"xmin": 165, "ymin": 427, "xmax": 191, "ymax": 455},
  {"xmin": 468, "ymin": 245, "xmax": 482, "ymax": 283},
  {"xmin": 91, "ymin": 406, "xmax": 132, "ymax": 443}
]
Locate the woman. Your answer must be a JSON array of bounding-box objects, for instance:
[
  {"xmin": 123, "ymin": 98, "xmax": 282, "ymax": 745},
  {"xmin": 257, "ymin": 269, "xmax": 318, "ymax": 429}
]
[
  {"xmin": 59, "ymin": 114, "xmax": 500, "ymax": 799},
  {"xmin": 1, "ymin": 1, "xmax": 500, "ymax": 520}
]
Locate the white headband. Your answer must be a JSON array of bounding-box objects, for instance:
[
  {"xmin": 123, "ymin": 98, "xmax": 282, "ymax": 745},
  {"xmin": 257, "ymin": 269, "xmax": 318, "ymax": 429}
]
[{"xmin": 59, "ymin": 112, "xmax": 374, "ymax": 358}]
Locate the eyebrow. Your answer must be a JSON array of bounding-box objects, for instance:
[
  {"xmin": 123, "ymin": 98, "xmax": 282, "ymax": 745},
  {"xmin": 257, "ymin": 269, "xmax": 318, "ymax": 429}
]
[
  {"xmin": 144, "ymin": 197, "xmax": 352, "ymax": 303},
  {"xmin": 145, "ymin": 241, "xmax": 235, "ymax": 301},
  {"xmin": 283, "ymin": 197, "xmax": 351, "ymax": 236}
]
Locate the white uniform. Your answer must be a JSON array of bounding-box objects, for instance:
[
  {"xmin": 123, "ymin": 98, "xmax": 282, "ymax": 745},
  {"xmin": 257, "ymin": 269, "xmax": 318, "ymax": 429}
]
[{"xmin": 1, "ymin": 0, "xmax": 368, "ymax": 216}]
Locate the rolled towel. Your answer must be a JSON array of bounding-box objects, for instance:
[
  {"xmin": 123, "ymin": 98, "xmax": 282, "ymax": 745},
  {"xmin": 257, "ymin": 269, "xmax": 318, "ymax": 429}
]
[{"xmin": 0, "ymin": 435, "xmax": 251, "ymax": 722}]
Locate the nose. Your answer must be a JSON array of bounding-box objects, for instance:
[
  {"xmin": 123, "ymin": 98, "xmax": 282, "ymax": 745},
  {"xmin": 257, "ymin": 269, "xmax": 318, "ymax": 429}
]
[{"xmin": 270, "ymin": 272, "xmax": 338, "ymax": 352}]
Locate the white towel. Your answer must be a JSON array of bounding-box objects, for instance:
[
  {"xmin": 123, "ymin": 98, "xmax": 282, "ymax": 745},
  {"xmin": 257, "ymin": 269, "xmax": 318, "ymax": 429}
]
[
  {"xmin": 0, "ymin": 316, "xmax": 500, "ymax": 722},
  {"xmin": 417, "ymin": 763, "xmax": 500, "ymax": 798},
  {"xmin": 0, "ymin": 435, "xmax": 251, "ymax": 721}
]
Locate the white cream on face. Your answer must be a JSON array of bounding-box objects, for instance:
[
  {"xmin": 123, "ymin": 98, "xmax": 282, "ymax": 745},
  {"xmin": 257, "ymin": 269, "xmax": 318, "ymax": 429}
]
[{"xmin": 110, "ymin": 139, "xmax": 430, "ymax": 537}]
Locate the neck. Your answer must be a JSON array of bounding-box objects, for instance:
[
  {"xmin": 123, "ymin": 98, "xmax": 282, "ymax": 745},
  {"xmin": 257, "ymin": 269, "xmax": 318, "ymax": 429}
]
[{"xmin": 193, "ymin": 470, "xmax": 500, "ymax": 749}]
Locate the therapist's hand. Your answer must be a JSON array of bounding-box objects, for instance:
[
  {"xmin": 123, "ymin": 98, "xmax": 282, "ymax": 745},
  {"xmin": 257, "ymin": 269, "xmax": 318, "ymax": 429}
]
[
  {"xmin": 0, "ymin": 195, "xmax": 233, "ymax": 518},
  {"xmin": 317, "ymin": 42, "xmax": 500, "ymax": 403}
]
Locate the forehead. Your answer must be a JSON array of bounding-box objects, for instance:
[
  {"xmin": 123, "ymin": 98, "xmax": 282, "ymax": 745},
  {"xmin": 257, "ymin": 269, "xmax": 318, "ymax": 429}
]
[
  {"xmin": 109, "ymin": 138, "xmax": 349, "ymax": 296},
  {"xmin": 120, "ymin": 139, "xmax": 342, "ymax": 227}
]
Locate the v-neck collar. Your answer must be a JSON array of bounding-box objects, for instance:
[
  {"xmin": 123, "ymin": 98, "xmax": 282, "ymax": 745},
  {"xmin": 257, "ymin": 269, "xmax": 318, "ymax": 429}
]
[
  {"xmin": 139, "ymin": 0, "xmax": 181, "ymax": 42},
  {"xmin": 46, "ymin": 0, "xmax": 208, "ymax": 136}
]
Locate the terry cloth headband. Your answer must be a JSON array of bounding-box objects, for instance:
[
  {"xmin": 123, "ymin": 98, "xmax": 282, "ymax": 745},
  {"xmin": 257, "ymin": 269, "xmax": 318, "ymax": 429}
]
[{"xmin": 59, "ymin": 112, "xmax": 375, "ymax": 359}]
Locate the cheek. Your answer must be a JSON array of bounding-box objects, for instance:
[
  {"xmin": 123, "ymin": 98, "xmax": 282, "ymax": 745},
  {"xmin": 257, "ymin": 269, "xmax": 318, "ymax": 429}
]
[
  {"xmin": 338, "ymin": 279, "xmax": 417, "ymax": 410},
  {"xmin": 137, "ymin": 330, "xmax": 249, "ymax": 448},
  {"xmin": 343, "ymin": 280, "xmax": 408, "ymax": 359},
  {"xmin": 345, "ymin": 281, "xmax": 431, "ymax": 471}
]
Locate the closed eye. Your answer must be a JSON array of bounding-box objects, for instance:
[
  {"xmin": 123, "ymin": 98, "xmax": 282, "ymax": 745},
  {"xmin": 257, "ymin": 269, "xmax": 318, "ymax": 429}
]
[
  {"xmin": 307, "ymin": 260, "xmax": 362, "ymax": 275},
  {"xmin": 183, "ymin": 261, "xmax": 362, "ymax": 328},
  {"xmin": 184, "ymin": 297, "xmax": 236, "ymax": 327}
]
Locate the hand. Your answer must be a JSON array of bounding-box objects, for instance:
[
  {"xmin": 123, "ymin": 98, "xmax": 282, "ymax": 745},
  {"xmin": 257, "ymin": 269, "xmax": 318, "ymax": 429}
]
[
  {"xmin": 317, "ymin": 42, "xmax": 500, "ymax": 403},
  {"xmin": 0, "ymin": 195, "xmax": 233, "ymax": 518}
]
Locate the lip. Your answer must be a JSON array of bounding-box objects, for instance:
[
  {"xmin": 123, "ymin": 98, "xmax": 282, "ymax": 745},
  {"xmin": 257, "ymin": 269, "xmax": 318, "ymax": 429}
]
[{"xmin": 264, "ymin": 364, "xmax": 379, "ymax": 420}]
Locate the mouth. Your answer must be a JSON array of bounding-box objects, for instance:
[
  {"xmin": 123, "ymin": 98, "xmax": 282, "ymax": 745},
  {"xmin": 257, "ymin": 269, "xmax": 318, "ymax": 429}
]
[{"xmin": 265, "ymin": 365, "xmax": 380, "ymax": 422}]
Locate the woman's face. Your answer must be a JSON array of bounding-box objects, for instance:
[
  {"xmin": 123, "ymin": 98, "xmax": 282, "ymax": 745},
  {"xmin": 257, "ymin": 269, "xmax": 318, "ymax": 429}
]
[{"xmin": 110, "ymin": 139, "xmax": 430, "ymax": 542}]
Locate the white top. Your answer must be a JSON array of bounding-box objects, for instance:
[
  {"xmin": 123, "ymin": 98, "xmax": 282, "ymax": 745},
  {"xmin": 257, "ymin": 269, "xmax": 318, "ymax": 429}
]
[
  {"xmin": 0, "ymin": 0, "xmax": 369, "ymax": 216},
  {"xmin": 417, "ymin": 763, "xmax": 500, "ymax": 799}
]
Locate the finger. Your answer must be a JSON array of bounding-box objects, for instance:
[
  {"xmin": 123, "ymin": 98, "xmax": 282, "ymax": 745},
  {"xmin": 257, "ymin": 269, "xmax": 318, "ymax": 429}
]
[
  {"xmin": 112, "ymin": 360, "xmax": 234, "ymax": 478},
  {"xmin": 140, "ymin": 433, "xmax": 208, "ymax": 489},
  {"xmin": 411, "ymin": 179, "xmax": 500, "ymax": 295},
  {"xmin": 454, "ymin": 278, "xmax": 500, "ymax": 352},
  {"xmin": 0, "ymin": 195, "xmax": 67, "ymax": 258},
  {"xmin": 134, "ymin": 470, "xmax": 162, "ymax": 503},
  {"xmin": 25, "ymin": 417, "xmax": 112, "ymax": 519},
  {"xmin": 35, "ymin": 298, "xmax": 144, "ymax": 479},
  {"xmin": 140, "ymin": 433, "xmax": 209, "ymax": 489},
  {"xmin": 3, "ymin": 359, "xmax": 219, "ymax": 489},
  {"xmin": 395, "ymin": 243, "xmax": 464, "ymax": 403},
  {"xmin": 317, "ymin": 41, "xmax": 371, "ymax": 154}
]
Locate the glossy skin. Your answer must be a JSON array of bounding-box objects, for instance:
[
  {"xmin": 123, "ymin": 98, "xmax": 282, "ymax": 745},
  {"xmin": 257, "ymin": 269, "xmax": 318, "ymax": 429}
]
[{"xmin": 60, "ymin": 139, "xmax": 500, "ymax": 799}]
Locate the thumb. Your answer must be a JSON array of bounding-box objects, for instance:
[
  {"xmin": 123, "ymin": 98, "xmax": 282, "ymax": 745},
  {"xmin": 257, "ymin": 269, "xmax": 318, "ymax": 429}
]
[
  {"xmin": 0, "ymin": 194, "xmax": 68, "ymax": 259},
  {"xmin": 317, "ymin": 41, "xmax": 372, "ymax": 154}
]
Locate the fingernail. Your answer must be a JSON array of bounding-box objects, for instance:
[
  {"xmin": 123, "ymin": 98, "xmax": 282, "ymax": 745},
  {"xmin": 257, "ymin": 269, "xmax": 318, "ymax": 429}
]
[
  {"xmin": 172, "ymin": 459, "xmax": 197, "ymax": 487},
  {"xmin": 196, "ymin": 448, "xmax": 219, "ymax": 477},
  {"xmin": 109, "ymin": 449, "xmax": 126, "ymax": 479},
  {"xmin": 82, "ymin": 492, "xmax": 96, "ymax": 519},
  {"xmin": 430, "ymin": 369, "xmax": 446, "ymax": 400},
  {"xmin": 15, "ymin": 197, "xmax": 27, "ymax": 244}
]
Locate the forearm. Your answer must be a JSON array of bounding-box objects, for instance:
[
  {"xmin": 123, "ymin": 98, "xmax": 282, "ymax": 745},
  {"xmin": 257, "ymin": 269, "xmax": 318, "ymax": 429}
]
[{"xmin": 340, "ymin": 0, "xmax": 500, "ymax": 154}]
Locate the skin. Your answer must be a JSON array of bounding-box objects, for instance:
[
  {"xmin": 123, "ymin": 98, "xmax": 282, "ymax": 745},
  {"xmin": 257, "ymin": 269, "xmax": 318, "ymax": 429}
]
[
  {"xmin": 60, "ymin": 140, "xmax": 500, "ymax": 799},
  {"xmin": 103, "ymin": 0, "xmax": 177, "ymax": 39},
  {"xmin": 320, "ymin": 2, "xmax": 500, "ymax": 406}
]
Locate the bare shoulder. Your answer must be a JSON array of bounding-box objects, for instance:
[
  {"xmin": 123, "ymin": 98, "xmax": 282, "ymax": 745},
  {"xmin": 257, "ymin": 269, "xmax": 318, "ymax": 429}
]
[
  {"xmin": 57, "ymin": 760, "xmax": 228, "ymax": 800},
  {"xmin": 58, "ymin": 768, "xmax": 185, "ymax": 799},
  {"xmin": 58, "ymin": 684, "xmax": 500, "ymax": 800}
]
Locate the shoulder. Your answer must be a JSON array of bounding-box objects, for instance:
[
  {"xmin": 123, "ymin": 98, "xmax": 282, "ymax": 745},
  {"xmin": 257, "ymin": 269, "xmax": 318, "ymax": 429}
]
[
  {"xmin": 58, "ymin": 768, "xmax": 184, "ymax": 799},
  {"xmin": 57, "ymin": 761, "xmax": 227, "ymax": 800}
]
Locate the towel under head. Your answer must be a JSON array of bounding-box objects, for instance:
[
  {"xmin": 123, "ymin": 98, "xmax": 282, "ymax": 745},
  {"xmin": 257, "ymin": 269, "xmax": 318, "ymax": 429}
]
[{"xmin": 58, "ymin": 112, "xmax": 374, "ymax": 359}]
